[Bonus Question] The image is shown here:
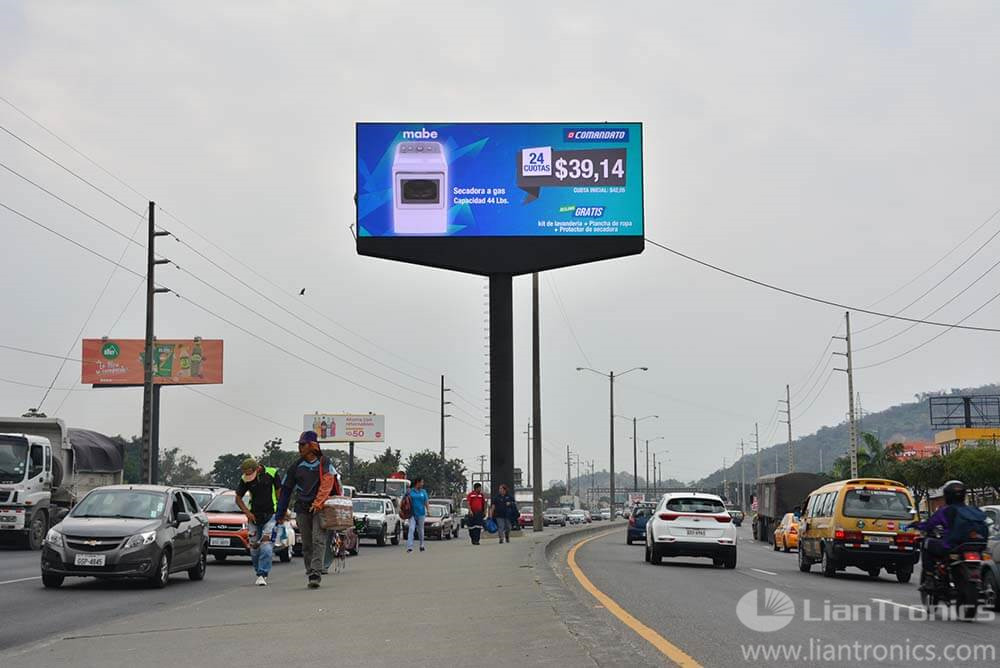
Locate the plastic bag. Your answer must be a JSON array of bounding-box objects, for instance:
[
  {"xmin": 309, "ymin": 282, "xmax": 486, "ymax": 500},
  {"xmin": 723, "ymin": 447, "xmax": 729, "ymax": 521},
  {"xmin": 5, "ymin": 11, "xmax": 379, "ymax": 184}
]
[{"xmin": 484, "ymin": 517, "xmax": 498, "ymax": 534}]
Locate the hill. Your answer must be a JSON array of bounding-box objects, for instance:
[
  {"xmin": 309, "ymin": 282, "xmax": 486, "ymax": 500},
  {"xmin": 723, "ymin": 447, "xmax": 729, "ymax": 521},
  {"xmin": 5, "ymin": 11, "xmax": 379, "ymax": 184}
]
[{"xmin": 698, "ymin": 382, "xmax": 1000, "ymax": 488}]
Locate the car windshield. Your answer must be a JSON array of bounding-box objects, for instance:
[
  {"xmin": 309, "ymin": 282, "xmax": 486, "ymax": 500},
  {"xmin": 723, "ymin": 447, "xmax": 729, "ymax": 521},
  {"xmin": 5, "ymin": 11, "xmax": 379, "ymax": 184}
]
[
  {"xmin": 569, "ymin": 511, "xmax": 584, "ymax": 517},
  {"xmin": 842, "ymin": 489, "xmax": 913, "ymax": 520},
  {"xmin": 666, "ymin": 497, "xmax": 725, "ymax": 513},
  {"xmin": 0, "ymin": 438, "xmax": 28, "ymax": 483},
  {"xmin": 427, "ymin": 505, "xmax": 445, "ymax": 517},
  {"xmin": 205, "ymin": 493, "xmax": 248, "ymax": 513},
  {"xmin": 632, "ymin": 506, "xmax": 654, "ymax": 517},
  {"xmin": 188, "ymin": 491, "xmax": 214, "ymax": 508},
  {"xmin": 368, "ymin": 479, "xmax": 408, "ymax": 496},
  {"xmin": 71, "ymin": 490, "xmax": 166, "ymax": 519},
  {"xmin": 353, "ymin": 500, "xmax": 383, "ymax": 514}
]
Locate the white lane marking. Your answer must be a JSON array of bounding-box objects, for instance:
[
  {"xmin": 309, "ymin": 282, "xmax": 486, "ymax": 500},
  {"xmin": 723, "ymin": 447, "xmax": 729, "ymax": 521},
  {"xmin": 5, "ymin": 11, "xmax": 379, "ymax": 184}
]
[
  {"xmin": 0, "ymin": 576, "xmax": 41, "ymax": 585},
  {"xmin": 751, "ymin": 568, "xmax": 778, "ymax": 576},
  {"xmin": 871, "ymin": 598, "xmax": 924, "ymax": 613}
]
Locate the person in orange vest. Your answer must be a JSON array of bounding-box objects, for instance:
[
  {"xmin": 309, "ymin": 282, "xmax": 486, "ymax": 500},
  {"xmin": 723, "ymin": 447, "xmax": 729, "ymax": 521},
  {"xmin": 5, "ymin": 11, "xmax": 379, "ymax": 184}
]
[{"xmin": 465, "ymin": 483, "xmax": 487, "ymax": 545}]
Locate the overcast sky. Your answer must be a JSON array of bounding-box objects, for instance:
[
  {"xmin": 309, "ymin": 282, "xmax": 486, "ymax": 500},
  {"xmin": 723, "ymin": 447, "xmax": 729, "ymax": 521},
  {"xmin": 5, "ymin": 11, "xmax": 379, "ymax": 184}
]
[{"xmin": 2, "ymin": 1, "xmax": 999, "ymax": 485}]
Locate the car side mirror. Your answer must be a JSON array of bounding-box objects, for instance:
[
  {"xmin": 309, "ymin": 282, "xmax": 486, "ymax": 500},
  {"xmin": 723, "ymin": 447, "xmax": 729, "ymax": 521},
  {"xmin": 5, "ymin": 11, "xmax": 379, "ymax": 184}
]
[
  {"xmin": 908, "ymin": 508, "xmax": 918, "ymax": 516},
  {"xmin": 176, "ymin": 512, "xmax": 191, "ymax": 524}
]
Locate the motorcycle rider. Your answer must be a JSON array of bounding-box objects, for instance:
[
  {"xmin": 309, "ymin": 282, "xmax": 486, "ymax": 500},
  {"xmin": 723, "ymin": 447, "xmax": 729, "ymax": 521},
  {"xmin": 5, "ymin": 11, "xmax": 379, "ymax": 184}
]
[{"xmin": 908, "ymin": 480, "xmax": 989, "ymax": 586}]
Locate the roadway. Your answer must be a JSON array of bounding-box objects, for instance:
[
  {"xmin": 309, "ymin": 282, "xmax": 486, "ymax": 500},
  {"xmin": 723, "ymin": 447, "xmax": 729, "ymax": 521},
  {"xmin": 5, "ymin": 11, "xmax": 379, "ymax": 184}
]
[{"xmin": 566, "ymin": 525, "xmax": 1000, "ymax": 667}]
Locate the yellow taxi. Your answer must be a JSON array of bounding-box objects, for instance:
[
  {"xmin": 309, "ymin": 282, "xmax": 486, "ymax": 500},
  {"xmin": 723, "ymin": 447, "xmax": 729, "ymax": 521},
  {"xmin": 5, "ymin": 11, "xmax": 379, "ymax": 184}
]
[
  {"xmin": 798, "ymin": 478, "xmax": 919, "ymax": 582},
  {"xmin": 773, "ymin": 512, "xmax": 800, "ymax": 552}
]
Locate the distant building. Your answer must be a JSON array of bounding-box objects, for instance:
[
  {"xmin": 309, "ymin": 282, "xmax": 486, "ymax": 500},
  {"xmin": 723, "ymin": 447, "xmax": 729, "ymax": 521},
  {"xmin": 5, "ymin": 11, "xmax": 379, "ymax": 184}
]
[
  {"xmin": 934, "ymin": 428, "xmax": 1000, "ymax": 455},
  {"xmin": 891, "ymin": 441, "xmax": 941, "ymax": 460}
]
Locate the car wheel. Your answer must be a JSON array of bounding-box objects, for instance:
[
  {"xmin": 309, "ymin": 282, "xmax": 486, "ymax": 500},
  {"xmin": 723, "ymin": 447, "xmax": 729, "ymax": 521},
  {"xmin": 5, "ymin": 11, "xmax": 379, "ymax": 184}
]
[
  {"xmin": 650, "ymin": 545, "xmax": 662, "ymax": 565},
  {"xmin": 626, "ymin": 535, "xmax": 633, "ymax": 545},
  {"xmin": 42, "ymin": 572, "xmax": 64, "ymax": 588},
  {"xmin": 391, "ymin": 525, "xmax": 400, "ymax": 545},
  {"xmin": 278, "ymin": 548, "xmax": 291, "ymax": 563},
  {"xmin": 149, "ymin": 550, "xmax": 171, "ymax": 588},
  {"xmin": 772, "ymin": 537, "xmax": 779, "ymax": 552},
  {"xmin": 376, "ymin": 527, "xmax": 386, "ymax": 547},
  {"xmin": 867, "ymin": 567, "xmax": 880, "ymax": 579},
  {"xmin": 724, "ymin": 553, "xmax": 737, "ymax": 569},
  {"xmin": 783, "ymin": 539, "xmax": 790, "ymax": 553},
  {"xmin": 983, "ymin": 569, "xmax": 1000, "ymax": 611},
  {"xmin": 188, "ymin": 549, "xmax": 207, "ymax": 581},
  {"xmin": 821, "ymin": 544, "xmax": 837, "ymax": 578},
  {"xmin": 798, "ymin": 545, "xmax": 812, "ymax": 573},
  {"xmin": 644, "ymin": 542, "xmax": 651, "ymax": 563},
  {"xmin": 896, "ymin": 565, "xmax": 913, "ymax": 584},
  {"xmin": 27, "ymin": 510, "xmax": 48, "ymax": 551}
]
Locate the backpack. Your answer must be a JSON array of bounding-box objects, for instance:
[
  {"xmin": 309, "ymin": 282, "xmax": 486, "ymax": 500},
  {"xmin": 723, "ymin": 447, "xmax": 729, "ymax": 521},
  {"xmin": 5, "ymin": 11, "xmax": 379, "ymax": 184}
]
[
  {"xmin": 947, "ymin": 505, "xmax": 989, "ymax": 547},
  {"xmin": 399, "ymin": 492, "xmax": 412, "ymax": 520}
]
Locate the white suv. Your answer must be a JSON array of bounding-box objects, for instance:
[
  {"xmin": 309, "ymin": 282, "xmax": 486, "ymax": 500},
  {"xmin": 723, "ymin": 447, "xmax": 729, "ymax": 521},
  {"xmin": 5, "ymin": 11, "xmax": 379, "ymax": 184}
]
[
  {"xmin": 352, "ymin": 494, "xmax": 401, "ymax": 546},
  {"xmin": 645, "ymin": 492, "xmax": 737, "ymax": 569}
]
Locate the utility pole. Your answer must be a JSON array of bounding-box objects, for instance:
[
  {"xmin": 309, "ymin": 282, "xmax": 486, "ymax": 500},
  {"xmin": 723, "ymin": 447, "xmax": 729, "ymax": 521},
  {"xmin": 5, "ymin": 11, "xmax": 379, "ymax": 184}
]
[
  {"xmin": 523, "ymin": 421, "xmax": 531, "ymax": 488},
  {"xmin": 740, "ymin": 439, "xmax": 746, "ymax": 512},
  {"xmin": 531, "ymin": 271, "xmax": 543, "ymax": 531},
  {"xmin": 566, "ymin": 444, "xmax": 572, "ymax": 496},
  {"xmin": 652, "ymin": 452, "xmax": 656, "ymax": 492},
  {"xmin": 141, "ymin": 202, "xmax": 170, "ymax": 484},
  {"xmin": 834, "ymin": 311, "xmax": 859, "ymax": 478},
  {"xmin": 722, "ymin": 457, "xmax": 727, "ymax": 502},
  {"xmin": 754, "ymin": 422, "xmax": 760, "ymax": 482},
  {"xmin": 657, "ymin": 461, "xmax": 662, "ymax": 490},
  {"xmin": 632, "ymin": 417, "xmax": 638, "ymax": 491},
  {"xmin": 440, "ymin": 375, "xmax": 451, "ymax": 461},
  {"xmin": 645, "ymin": 439, "xmax": 650, "ymax": 495},
  {"xmin": 609, "ymin": 371, "xmax": 615, "ymax": 516},
  {"xmin": 779, "ymin": 384, "xmax": 793, "ymax": 473}
]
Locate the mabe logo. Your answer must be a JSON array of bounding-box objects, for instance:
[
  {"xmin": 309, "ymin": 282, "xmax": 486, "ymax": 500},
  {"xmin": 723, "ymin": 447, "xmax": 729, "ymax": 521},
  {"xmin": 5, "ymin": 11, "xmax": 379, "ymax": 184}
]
[
  {"xmin": 402, "ymin": 128, "xmax": 438, "ymax": 139},
  {"xmin": 101, "ymin": 342, "xmax": 121, "ymax": 360},
  {"xmin": 736, "ymin": 587, "xmax": 795, "ymax": 632}
]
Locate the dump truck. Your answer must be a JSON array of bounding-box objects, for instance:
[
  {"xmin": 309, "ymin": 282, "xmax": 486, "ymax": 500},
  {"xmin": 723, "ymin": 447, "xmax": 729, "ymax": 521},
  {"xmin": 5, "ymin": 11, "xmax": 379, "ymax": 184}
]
[
  {"xmin": 753, "ymin": 472, "xmax": 827, "ymax": 544},
  {"xmin": 0, "ymin": 417, "xmax": 123, "ymax": 549}
]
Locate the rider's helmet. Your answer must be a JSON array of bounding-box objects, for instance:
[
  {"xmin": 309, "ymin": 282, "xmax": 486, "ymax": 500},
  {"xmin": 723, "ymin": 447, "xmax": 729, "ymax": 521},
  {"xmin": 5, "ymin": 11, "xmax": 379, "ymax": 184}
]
[{"xmin": 942, "ymin": 480, "xmax": 967, "ymax": 505}]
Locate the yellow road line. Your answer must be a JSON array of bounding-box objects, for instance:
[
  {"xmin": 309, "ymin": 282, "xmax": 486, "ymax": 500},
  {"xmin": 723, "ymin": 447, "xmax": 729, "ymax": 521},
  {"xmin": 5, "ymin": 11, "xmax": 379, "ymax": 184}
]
[{"xmin": 566, "ymin": 530, "xmax": 703, "ymax": 668}]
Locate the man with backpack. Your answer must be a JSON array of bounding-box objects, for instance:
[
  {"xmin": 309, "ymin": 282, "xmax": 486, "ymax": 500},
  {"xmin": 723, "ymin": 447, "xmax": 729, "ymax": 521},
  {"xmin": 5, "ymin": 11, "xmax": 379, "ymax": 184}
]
[
  {"xmin": 235, "ymin": 458, "xmax": 281, "ymax": 586},
  {"xmin": 909, "ymin": 479, "xmax": 989, "ymax": 581},
  {"xmin": 465, "ymin": 483, "xmax": 487, "ymax": 545},
  {"xmin": 276, "ymin": 431, "xmax": 337, "ymax": 589}
]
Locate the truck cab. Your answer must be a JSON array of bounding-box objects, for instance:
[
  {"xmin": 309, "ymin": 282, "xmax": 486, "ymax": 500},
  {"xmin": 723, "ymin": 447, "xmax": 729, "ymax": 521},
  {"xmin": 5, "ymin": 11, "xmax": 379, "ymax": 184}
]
[{"xmin": 0, "ymin": 433, "xmax": 55, "ymax": 549}]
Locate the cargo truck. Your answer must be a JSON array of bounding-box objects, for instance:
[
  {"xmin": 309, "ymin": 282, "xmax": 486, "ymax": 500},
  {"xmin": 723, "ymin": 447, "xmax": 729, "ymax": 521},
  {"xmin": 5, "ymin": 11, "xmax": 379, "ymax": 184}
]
[
  {"xmin": 753, "ymin": 472, "xmax": 827, "ymax": 545},
  {"xmin": 0, "ymin": 417, "xmax": 123, "ymax": 549}
]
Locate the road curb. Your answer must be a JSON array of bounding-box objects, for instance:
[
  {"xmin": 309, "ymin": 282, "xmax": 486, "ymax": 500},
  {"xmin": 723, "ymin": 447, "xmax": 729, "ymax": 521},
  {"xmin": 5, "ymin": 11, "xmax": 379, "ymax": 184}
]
[{"xmin": 532, "ymin": 523, "xmax": 662, "ymax": 668}]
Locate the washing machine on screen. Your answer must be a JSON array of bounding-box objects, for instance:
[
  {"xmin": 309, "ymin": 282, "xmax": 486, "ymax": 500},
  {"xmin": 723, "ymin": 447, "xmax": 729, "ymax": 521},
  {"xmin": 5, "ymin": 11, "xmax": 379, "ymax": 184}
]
[{"xmin": 392, "ymin": 141, "xmax": 448, "ymax": 234}]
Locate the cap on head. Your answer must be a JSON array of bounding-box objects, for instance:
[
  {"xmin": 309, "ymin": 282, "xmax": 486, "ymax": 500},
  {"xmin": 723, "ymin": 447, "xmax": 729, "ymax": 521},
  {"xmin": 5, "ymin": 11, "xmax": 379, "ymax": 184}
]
[
  {"xmin": 240, "ymin": 457, "xmax": 259, "ymax": 482},
  {"xmin": 298, "ymin": 430, "xmax": 319, "ymax": 445}
]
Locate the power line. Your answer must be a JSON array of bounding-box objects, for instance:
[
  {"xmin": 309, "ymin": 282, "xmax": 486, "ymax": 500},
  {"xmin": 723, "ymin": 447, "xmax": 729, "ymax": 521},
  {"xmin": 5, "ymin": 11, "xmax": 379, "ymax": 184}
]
[
  {"xmin": 790, "ymin": 354, "xmax": 834, "ymax": 411},
  {"xmin": 857, "ymin": 289, "xmax": 1000, "ymax": 370},
  {"xmin": 854, "ymin": 255, "xmax": 1000, "ymax": 352},
  {"xmin": 794, "ymin": 369, "xmax": 838, "ymax": 419},
  {"xmin": 545, "ymin": 274, "xmax": 593, "ymax": 366},
  {"xmin": 645, "ymin": 238, "xmax": 1000, "ymax": 332},
  {"xmin": 182, "ymin": 386, "xmax": 298, "ymax": 431},
  {"xmin": 862, "ymin": 206, "xmax": 1000, "ymax": 311}
]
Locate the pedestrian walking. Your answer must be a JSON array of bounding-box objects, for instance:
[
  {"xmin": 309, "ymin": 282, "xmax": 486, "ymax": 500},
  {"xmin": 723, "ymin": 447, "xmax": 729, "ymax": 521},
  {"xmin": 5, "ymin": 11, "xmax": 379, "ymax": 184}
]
[
  {"xmin": 405, "ymin": 477, "xmax": 429, "ymax": 553},
  {"xmin": 492, "ymin": 483, "xmax": 517, "ymax": 544},
  {"xmin": 465, "ymin": 483, "xmax": 487, "ymax": 545},
  {"xmin": 235, "ymin": 458, "xmax": 281, "ymax": 586},
  {"xmin": 276, "ymin": 431, "xmax": 337, "ymax": 589}
]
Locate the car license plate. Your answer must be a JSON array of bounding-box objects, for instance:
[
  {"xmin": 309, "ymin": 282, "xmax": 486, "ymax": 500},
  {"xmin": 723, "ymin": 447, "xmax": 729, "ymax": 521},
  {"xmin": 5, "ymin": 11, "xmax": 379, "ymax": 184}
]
[
  {"xmin": 210, "ymin": 537, "xmax": 230, "ymax": 547},
  {"xmin": 74, "ymin": 554, "xmax": 106, "ymax": 567},
  {"xmin": 687, "ymin": 528, "xmax": 706, "ymax": 536},
  {"xmin": 868, "ymin": 536, "xmax": 891, "ymax": 544}
]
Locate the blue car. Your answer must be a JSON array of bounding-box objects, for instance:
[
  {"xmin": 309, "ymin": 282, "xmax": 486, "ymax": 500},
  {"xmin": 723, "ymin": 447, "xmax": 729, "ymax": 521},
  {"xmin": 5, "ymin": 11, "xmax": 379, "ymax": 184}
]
[{"xmin": 626, "ymin": 504, "xmax": 657, "ymax": 545}]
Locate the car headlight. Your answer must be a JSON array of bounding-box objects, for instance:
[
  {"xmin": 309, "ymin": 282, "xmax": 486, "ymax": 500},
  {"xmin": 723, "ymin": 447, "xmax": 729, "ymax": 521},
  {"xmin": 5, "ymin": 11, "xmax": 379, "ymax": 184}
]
[
  {"xmin": 123, "ymin": 531, "xmax": 157, "ymax": 549},
  {"xmin": 240, "ymin": 522, "xmax": 248, "ymax": 531},
  {"xmin": 45, "ymin": 528, "xmax": 63, "ymax": 547}
]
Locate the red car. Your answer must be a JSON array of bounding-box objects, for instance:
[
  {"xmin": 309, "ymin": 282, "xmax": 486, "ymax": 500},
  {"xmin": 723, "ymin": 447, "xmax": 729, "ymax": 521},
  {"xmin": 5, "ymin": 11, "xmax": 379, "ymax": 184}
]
[
  {"xmin": 205, "ymin": 491, "xmax": 292, "ymax": 562},
  {"xmin": 518, "ymin": 509, "xmax": 535, "ymax": 528}
]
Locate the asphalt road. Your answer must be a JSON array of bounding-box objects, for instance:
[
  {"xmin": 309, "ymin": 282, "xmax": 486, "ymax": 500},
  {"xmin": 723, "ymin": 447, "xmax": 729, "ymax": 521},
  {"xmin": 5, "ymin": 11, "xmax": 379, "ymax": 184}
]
[
  {"xmin": 570, "ymin": 525, "xmax": 1000, "ymax": 667},
  {"xmin": 0, "ymin": 543, "xmax": 293, "ymax": 653}
]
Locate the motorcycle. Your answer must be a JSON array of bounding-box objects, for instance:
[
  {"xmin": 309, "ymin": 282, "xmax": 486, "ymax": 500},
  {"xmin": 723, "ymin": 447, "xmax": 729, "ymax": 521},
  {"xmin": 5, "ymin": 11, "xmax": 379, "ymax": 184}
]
[{"xmin": 916, "ymin": 526, "xmax": 988, "ymax": 621}]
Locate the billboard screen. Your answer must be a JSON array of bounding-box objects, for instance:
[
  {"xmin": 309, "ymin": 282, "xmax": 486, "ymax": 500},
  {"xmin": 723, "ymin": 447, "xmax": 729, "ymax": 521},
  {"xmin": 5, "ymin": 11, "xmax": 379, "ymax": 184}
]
[
  {"xmin": 356, "ymin": 123, "xmax": 643, "ymax": 238},
  {"xmin": 82, "ymin": 338, "xmax": 223, "ymax": 385},
  {"xmin": 356, "ymin": 122, "xmax": 644, "ymax": 275},
  {"xmin": 305, "ymin": 413, "xmax": 386, "ymax": 443}
]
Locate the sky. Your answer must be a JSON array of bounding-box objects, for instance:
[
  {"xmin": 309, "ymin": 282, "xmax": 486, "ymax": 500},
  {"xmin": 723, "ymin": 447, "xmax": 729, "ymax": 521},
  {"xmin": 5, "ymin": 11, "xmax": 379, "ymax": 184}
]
[{"xmin": 2, "ymin": 1, "xmax": 999, "ymax": 486}]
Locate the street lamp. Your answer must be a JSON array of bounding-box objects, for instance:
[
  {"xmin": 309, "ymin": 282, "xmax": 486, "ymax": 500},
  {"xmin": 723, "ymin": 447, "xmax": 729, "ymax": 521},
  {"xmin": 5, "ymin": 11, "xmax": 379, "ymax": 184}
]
[
  {"xmin": 619, "ymin": 414, "xmax": 658, "ymax": 492},
  {"xmin": 577, "ymin": 366, "xmax": 648, "ymax": 517},
  {"xmin": 653, "ymin": 450, "xmax": 670, "ymax": 491}
]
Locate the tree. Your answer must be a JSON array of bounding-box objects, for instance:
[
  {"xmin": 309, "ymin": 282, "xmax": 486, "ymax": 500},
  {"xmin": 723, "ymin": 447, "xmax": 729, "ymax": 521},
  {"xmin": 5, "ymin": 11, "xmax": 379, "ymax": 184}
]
[
  {"xmin": 402, "ymin": 450, "xmax": 467, "ymax": 497},
  {"xmin": 114, "ymin": 435, "xmax": 143, "ymax": 484},
  {"xmin": 888, "ymin": 455, "xmax": 946, "ymax": 508},
  {"xmin": 211, "ymin": 452, "xmax": 251, "ymax": 489},
  {"xmin": 541, "ymin": 483, "xmax": 567, "ymax": 507},
  {"xmin": 158, "ymin": 447, "xmax": 210, "ymax": 485}
]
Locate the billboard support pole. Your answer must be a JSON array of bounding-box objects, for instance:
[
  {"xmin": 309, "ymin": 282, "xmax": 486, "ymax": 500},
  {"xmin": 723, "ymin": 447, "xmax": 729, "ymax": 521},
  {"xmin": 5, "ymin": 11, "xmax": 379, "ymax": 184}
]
[
  {"xmin": 348, "ymin": 442, "xmax": 354, "ymax": 479},
  {"xmin": 489, "ymin": 274, "xmax": 514, "ymax": 497}
]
